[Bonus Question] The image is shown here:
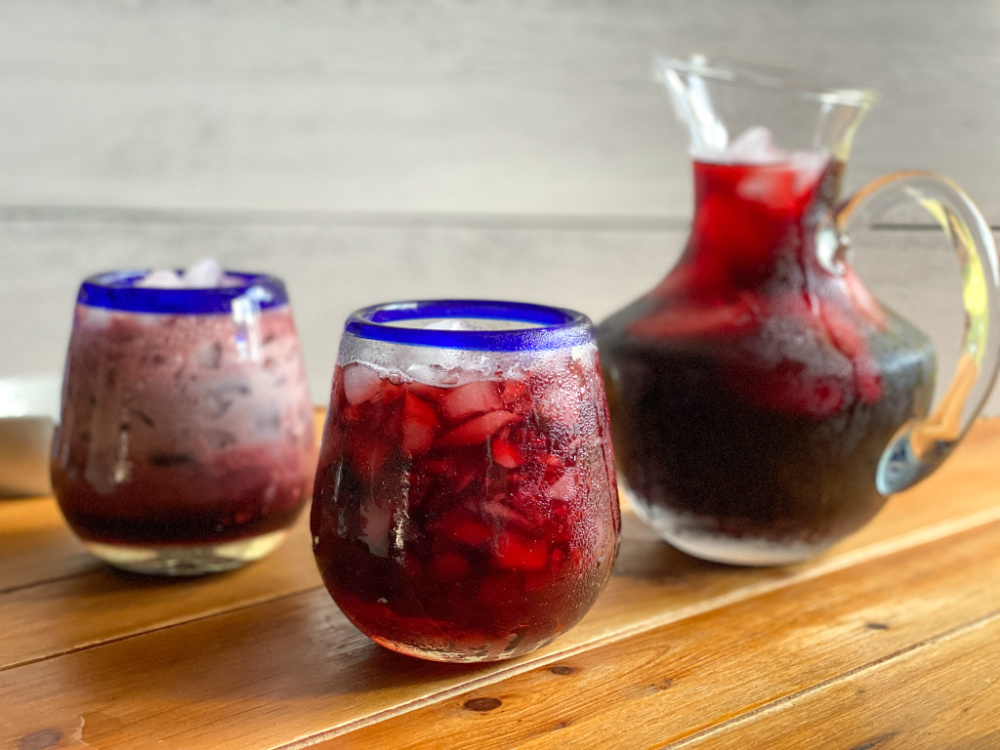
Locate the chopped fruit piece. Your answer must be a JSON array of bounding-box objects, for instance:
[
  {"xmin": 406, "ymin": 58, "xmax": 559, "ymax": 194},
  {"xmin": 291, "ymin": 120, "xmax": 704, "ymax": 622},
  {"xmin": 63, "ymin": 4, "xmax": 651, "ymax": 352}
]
[
  {"xmin": 437, "ymin": 513, "xmax": 494, "ymax": 546},
  {"xmin": 491, "ymin": 438, "xmax": 521, "ymax": 468},
  {"xmin": 480, "ymin": 499, "xmax": 532, "ymax": 531},
  {"xmin": 493, "ymin": 534, "xmax": 549, "ymax": 572},
  {"xmin": 401, "ymin": 393, "xmax": 439, "ymax": 456},
  {"xmin": 342, "ymin": 363, "xmax": 383, "ymax": 405},
  {"xmin": 437, "ymin": 411, "xmax": 521, "ymax": 447},
  {"xmin": 500, "ymin": 378, "xmax": 530, "ymax": 409}
]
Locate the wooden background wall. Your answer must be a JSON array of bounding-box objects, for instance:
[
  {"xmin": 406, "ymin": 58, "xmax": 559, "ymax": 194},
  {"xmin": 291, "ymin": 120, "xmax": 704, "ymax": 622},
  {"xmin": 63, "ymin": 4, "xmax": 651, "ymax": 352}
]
[{"xmin": 2, "ymin": 0, "xmax": 998, "ymax": 413}]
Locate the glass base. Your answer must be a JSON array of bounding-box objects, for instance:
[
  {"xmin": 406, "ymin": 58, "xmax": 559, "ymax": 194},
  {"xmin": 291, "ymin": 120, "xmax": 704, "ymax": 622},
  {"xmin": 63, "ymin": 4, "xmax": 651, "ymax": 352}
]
[
  {"xmin": 663, "ymin": 529, "xmax": 826, "ymax": 567},
  {"xmin": 628, "ymin": 492, "xmax": 828, "ymax": 567},
  {"xmin": 368, "ymin": 634, "xmax": 527, "ymax": 663},
  {"xmin": 83, "ymin": 529, "xmax": 290, "ymax": 576}
]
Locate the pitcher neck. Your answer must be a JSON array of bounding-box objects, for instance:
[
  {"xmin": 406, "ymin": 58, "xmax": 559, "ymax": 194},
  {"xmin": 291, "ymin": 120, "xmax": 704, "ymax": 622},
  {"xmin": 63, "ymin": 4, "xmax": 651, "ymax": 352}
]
[{"xmin": 681, "ymin": 156, "xmax": 843, "ymax": 287}]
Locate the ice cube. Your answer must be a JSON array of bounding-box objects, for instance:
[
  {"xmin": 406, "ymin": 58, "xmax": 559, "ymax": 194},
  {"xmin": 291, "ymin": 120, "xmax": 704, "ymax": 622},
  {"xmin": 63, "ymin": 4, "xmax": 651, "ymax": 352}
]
[
  {"xmin": 342, "ymin": 362, "xmax": 383, "ymax": 405},
  {"xmin": 183, "ymin": 258, "xmax": 226, "ymax": 288},
  {"xmin": 421, "ymin": 319, "xmax": 479, "ymax": 331},
  {"xmin": 135, "ymin": 259, "xmax": 236, "ymax": 289},
  {"xmin": 136, "ymin": 269, "xmax": 184, "ymax": 288},
  {"xmin": 725, "ymin": 126, "xmax": 785, "ymax": 164}
]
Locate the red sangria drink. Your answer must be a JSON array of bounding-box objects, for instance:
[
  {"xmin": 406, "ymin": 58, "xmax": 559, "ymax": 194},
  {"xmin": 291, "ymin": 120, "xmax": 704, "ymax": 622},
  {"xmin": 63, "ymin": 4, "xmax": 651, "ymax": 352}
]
[
  {"xmin": 52, "ymin": 263, "xmax": 316, "ymax": 575},
  {"xmin": 596, "ymin": 56, "xmax": 1000, "ymax": 566},
  {"xmin": 312, "ymin": 301, "xmax": 620, "ymax": 662},
  {"xmin": 599, "ymin": 139, "xmax": 936, "ymax": 564}
]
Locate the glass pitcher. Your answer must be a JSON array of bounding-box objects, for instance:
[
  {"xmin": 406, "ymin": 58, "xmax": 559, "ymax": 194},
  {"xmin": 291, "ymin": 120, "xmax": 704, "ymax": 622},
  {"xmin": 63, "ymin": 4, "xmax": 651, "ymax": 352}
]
[{"xmin": 597, "ymin": 55, "xmax": 1000, "ymax": 566}]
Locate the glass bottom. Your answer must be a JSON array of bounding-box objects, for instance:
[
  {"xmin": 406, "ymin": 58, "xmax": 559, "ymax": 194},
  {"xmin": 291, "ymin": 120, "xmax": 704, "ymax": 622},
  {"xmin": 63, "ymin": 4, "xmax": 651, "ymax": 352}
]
[
  {"xmin": 627, "ymin": 490, "xmax": 829, "ymax": 567},
  {"xmin": 82, "ymin": 529, "xmax": 290, "ymax": 576},
  {"xmin": 367, "ymin": 633, "xmax": 526, "ymax": 663}
]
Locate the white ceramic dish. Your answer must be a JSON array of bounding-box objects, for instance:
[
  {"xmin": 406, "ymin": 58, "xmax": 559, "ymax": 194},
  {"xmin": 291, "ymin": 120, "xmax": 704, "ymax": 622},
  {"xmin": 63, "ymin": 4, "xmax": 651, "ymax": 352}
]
[{"xmin": 0, "ymin": 374, "xmax": 61, "ymax": 497}]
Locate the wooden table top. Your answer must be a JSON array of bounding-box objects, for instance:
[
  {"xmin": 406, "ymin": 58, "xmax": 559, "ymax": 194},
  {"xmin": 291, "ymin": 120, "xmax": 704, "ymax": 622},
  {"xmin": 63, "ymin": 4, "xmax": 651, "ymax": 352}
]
[{"xmin": 3, "ymin": 415, "xmax": 1000, "ymax": 749}]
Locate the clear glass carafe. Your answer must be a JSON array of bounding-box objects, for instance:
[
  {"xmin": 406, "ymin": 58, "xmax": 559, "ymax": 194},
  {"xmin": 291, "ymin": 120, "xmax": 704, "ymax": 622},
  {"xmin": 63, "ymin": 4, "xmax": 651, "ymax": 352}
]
[{"xmin": 598, "ymin": 56, "xmax": 1000, "ymax": 565}]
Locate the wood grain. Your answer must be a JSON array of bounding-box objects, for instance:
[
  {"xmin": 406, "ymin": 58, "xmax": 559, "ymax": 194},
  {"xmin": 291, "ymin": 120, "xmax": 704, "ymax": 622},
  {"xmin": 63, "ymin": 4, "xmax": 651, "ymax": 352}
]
[
  {"xmin": 673, "ymin": 615, "xmax": 1000, "ymax": 750},
  {"xmin": 0, "ymin": 516, "xmax": 322, "ymax": 671},
  {"xmin": 0, "ymin": 497, "xmax": 100, "ymax": 593},
  {"xmin": 1, "ymin": 420, "xmax": 998, "ymax": 749},
  {"xmin": 324, "ymin": 521, "xmax": 1000, "ymax": 750},
  {"xmin": 3, "ymin": 417, "xmax": 999, "ymax": 674}
]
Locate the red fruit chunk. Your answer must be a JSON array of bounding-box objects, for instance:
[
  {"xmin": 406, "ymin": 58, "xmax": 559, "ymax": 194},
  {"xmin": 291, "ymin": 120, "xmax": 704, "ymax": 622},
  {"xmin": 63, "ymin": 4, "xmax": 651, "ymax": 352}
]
[
  {"xmin": 480, "ymin": 499, "xmax": 532, "ymax": 532},
  {"xmin": 440, "ymin": 380, "xmax": 502, "ymax": 420},
  {"xmin": 438, "ymin": 513, "xmax": 493, "ymax": 546},
  {"xmin": 437, "ymin": 410, "xmax": 521, "ymax": 447},
  {"xmin": 401, "ymin": 393, "xmax": 439, "ymax": 456},
  {"xmin": 491, "ymin": 438, "xmax": 521, "ymax": 468},
  {"xmin": 493, "ymin": 533, "xmax": 549, "ymax": 572},
  {"xmin": 500, "ymin": 378, "xmax": 530, "ymax": 410}
]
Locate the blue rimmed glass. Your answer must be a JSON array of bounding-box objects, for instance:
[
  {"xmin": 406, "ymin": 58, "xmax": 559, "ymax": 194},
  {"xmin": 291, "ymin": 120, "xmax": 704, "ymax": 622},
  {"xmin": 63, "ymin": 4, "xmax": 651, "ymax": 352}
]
[
  {"xmin": 312, "ymin": 300, "xmax": 621, "ymax": 662},
  {"xmin": 51, "ymin": 269, "xmax": 316, "ymax": 575},
  {"xmin": 78, "ymin": 270, "xmax": 289, "ymax": 314}
]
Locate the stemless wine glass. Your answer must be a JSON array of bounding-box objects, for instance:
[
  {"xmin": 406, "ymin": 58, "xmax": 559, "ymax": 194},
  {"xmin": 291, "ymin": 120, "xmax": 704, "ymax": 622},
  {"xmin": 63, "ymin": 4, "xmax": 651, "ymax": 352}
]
[
  {"xmin": 51, "ymin": 269, "xmax": 316, "ymax": 575},
  {"xmin": 311, "ymin": 300, "xmax": 621, "ymax": 662}
]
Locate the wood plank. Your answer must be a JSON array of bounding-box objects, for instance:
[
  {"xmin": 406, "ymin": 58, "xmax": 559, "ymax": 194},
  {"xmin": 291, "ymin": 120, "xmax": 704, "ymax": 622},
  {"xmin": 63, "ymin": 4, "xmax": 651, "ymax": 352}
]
[
  {"xmin": 672, "ymin": 615, "xmax": 1000, "ymax": 750},
  {"xmin": 324, "ymin": 521, "xmax": 1000, "ymax": 750},
  {"xmin": 0, "ymin": 523, "xmax": 1000, "ymax": 749},
  {"xmin": 3, "ymin": 418, "xmax": 1000, "ymax": 676},
  {"xmin": 0, "ymin": 497, "xmax": 100, "ymax": 592},
  {"xmin": 0, "ymin": 515, "xmax": 322, "ymax": 671},
  {"xmin": 0, "ymin": 1, "xmax": 998, "ymax": 219},
  {"xmin": 2, "ymin": 424, "xmax": 999, "ymax": 749}
]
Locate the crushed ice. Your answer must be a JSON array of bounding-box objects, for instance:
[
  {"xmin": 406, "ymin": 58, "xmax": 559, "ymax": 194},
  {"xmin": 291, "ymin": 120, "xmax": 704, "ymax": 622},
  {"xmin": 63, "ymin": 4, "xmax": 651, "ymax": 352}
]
[{"xmin": 136, "ymin": 258, "xmax": 239, "ymax": 289}]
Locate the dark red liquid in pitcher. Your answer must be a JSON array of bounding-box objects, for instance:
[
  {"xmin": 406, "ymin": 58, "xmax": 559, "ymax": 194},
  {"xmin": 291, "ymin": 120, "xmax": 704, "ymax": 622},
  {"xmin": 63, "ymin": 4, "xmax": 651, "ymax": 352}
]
[
  {"xmin": 311, "ymin": 360, "xmax": 620, "ymax": 661},
  {"xmin": 598, "ymin": 157, "xmax": 935, "ymax": 563}
]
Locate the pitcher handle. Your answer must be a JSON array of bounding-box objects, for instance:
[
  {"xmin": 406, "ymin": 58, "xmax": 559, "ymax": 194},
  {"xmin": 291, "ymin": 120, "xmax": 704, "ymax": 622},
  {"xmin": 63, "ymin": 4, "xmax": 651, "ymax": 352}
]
[{"xmin": 821, "ymin": 171, "xmax": 1000, "ymax": 495}]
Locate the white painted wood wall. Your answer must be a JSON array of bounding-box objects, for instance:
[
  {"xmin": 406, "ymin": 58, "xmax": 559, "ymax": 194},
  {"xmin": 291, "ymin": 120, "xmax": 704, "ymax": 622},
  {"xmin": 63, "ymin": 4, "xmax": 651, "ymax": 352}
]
[{"xmin": 2, "ymin": 0, "xmax": 998, "ymax": 413}]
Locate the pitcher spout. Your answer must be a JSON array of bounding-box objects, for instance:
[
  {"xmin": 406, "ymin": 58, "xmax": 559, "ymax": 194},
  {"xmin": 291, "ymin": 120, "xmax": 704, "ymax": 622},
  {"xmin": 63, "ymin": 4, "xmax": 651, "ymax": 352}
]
[{"xmin": 655, "ymin": 54, "xmax": 875, "ymax": 163}]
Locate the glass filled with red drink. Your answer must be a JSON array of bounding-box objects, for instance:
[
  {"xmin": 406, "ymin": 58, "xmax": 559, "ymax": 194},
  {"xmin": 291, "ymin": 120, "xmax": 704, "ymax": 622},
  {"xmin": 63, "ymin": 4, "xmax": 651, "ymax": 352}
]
[
  {"xmin": 312, "ymin": 300, "xmax": 620, "ymax": 662},
  {"xmin": 52, "ymin": 265, "xmax": 316, "ymax": 575}
]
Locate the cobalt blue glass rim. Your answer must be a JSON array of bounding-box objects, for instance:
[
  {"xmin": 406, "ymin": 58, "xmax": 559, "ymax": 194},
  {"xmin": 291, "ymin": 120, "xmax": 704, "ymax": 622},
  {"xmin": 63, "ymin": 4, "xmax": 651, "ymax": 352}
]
[
  {"xmin": 345, "ymin": 300, "xmax": 594, "ymax": 351},
  {"xmin": 77, "ymin": 270, "xmax": 289, "ymax": 314}
]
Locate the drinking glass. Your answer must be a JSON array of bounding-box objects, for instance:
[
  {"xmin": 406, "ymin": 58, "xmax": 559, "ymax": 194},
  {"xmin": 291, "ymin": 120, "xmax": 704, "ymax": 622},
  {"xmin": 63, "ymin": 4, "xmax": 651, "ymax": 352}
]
[
  {"xmin": 51, "ymin": 270, "xmax": 316, "ymax": 575},
  {"xmin": 312, "ymin": 300, "xmax": 620, "ymax": 662}
]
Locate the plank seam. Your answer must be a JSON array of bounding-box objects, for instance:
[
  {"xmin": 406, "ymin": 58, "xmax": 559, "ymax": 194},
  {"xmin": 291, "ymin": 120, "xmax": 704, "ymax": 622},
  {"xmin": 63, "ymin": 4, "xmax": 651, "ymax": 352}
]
[
  {"xmin": 653, "ymin": 607, "xmax": 1000, "ymax": 749},
  {"xmin": 280, "ymin": 514, "xmax": 1000, "ymax": 748},
  {"xmin": 0, "ymin": 584, "xmax": 324, "ymax": 673},
  {"xmin": 0, "ymin": 205, "xmax": 981, "ymax": 232},
  {"xmin": 0, "ymin": 568, "xmax": 101, "ymax": 596}
]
